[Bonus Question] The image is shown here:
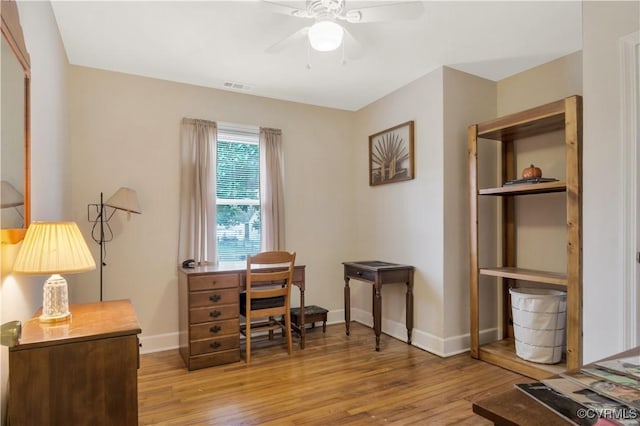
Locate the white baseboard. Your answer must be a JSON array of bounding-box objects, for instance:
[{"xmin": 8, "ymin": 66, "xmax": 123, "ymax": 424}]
[
  {"xmin": 138, "ymin": 308, "xmax": 499, "ymax": 358},
  {"xmin": 412, "ymin": 326, "xmax": 499, "ymax": 357},
  {"xmin": 336, "ymin": 307, "xmax": 499, "ymax": 358},
  {"xmin": 139, "ymin": 331, "xmax": 179, "ymax": 354}
]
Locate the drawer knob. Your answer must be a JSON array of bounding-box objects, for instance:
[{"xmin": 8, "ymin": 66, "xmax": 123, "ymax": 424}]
[
  {"xmin": 210, "ymin": 310, "xmax": 221, "ymax": 318},
  {"xmin": 210, "ymin": 325, "xmax": 221, "ymax": 333},
  {"xmin": 210, "ymin": 341, "xmax": 221, "ymax": 349},
  {"xmin": 356, "ymin": 271, "xmax": 362, "ymax": 276},
  {"xmin": 209, "ymin": 294, "xmax": 221, "ymax": 302}
]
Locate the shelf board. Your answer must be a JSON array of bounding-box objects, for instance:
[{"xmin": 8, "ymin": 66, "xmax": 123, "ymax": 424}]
[
  {"xmin": 477, "ymin": 99, "xmax": 566, "ymax": 141},
  {"xmin": 479, "ymin": 181, "xmax": 566, "ymax": 196},
  {"xmin": 478, "ymin": 339, "xmax": 566, "ymax": 380},
  {"xmin": 480, "ymin": 267, "xmax": 567, "ymax": 286}
]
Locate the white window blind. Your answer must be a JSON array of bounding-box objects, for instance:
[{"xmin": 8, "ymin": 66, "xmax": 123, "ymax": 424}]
[{"xmin": 216, "ymin": 124, "xmax": 261, "ymax": 262}]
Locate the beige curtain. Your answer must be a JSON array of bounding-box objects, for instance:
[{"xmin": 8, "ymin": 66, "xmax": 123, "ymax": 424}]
[
  {"xmin": 259, "ymin": 127, "xmax": 285, "ymax": 250},
  {"xmin": 178, "ymin": 118, "xmax": 217, "ymax": 265}
]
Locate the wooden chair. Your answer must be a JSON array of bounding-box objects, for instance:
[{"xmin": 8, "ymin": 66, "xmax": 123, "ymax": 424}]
[{"xmin": 239, "ymin": 251, "xmax": 296, "ymax": 364}]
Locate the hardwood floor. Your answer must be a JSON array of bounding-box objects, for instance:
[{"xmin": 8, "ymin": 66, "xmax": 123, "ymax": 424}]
[{"xmin": 138, "ymin": 323, "xmax": 529, "ymax": 425}]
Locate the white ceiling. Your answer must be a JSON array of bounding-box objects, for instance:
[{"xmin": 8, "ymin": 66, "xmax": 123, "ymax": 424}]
[{"xmin": 49, "ymin": 0, "xmax": 582, "ymax": 111}]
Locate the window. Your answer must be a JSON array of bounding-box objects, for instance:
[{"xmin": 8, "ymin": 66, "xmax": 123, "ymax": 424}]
[{"xmin": 216, "ymin": 125, "xmax": 260, "ymax": 262}]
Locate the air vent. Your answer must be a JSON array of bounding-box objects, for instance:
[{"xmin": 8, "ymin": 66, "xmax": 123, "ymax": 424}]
[{"xmin": 223, "ymin": 81, "xmax": 253, "ymax": 91}]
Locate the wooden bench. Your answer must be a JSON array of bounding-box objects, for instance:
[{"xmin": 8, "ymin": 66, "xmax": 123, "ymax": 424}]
[{"xmin": 290, "ymin": 305, "xmax": 328, "ymax": 335}]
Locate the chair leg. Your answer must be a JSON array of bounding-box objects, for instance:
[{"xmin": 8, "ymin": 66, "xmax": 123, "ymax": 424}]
[
  {"xmin": 284, "ymin": 309, "xmax": 293, "ymax": 355},
  {"xmin": 246, "ymin": 317, "xmax": 251, "ymax": 364},
  {"xmin": 268, "ymin": 316, "xmax": 274, "ymax": 340}
]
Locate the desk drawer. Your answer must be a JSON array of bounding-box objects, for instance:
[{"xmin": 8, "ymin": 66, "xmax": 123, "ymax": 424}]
[
  {"xmin": 188, "ymin": 350, "xmax": 240, "ymax": 369},
  {"xmin": 190, "ymin": 304, "xmax": 238, "ymax": 324},
  {"xmin": 189, "ymin": 273, "xmax": 239, "ymax": 291},
  {"xmin": 190, "ymin": 288, "xmax": 238, "ymax": 308},
  {"xmin": 345, "ymin": 266, "xmax": 375, "ymax": 282},
  {"xmin": 190, "ymin": 319, "xmax": 238, "ymax": 340},
  {"xmin": 191, "ymin": 334, "xmax": 239, "ymax": 355}
]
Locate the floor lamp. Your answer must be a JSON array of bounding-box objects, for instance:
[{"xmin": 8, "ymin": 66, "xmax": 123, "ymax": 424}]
[
  {"xmin": 1, "ymin": 180, "xmax": 24, "ymax": 226},
  {"xmin": 87, "ymin": 187, "xmax": 141, "ymax": 301}
]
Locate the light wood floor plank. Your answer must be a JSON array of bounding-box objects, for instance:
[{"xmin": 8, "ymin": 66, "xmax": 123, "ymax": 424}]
[{"xmin": 138, "ymin": 323, "xmax": 529, "ymax": 425}]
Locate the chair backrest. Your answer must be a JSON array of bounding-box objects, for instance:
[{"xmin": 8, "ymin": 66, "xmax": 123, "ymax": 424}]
[{"xmin": 246, "ymin": 251, "xmax": 296, "ymax": 302}]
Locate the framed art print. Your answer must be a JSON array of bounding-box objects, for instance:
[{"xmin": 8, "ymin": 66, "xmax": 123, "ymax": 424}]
[{"xmin": 369, "ymin": 120, "xmax": 415, "ymax": 186}]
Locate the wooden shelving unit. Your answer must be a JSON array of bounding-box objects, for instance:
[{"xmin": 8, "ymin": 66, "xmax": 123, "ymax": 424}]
[
  {"xmin": 479, "ymin": 181, "xmax": 566, "ymax": 196},
  {"xmin": 468, "ymin": 95, "xmax": 583, "ymax": 380}
]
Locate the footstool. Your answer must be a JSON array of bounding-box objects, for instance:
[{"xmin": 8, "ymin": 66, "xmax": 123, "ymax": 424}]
[{"xmin": 290, "ymin": 305, "xmax": 328, "ymax": 335}]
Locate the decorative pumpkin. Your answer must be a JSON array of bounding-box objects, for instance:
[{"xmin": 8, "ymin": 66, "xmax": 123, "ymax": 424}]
[{"xmin": 522, "ymin": 164, "xmax": 542, "ymax": 179}]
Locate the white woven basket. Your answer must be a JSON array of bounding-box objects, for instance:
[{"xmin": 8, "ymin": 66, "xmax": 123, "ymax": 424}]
[{"xmin": 509, "ymin": 288, "xmax": 567, "ymax": 364}]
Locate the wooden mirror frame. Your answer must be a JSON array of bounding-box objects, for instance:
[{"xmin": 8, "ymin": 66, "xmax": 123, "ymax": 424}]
[{"xmin": 1, "ymin": 0, "xmax": 31, "ymax": 244}]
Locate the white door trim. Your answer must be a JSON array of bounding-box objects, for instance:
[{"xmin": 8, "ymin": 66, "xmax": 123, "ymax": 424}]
[{"xmin": 620, "ymin": 30, "xmax": 639, "ymax": 348}]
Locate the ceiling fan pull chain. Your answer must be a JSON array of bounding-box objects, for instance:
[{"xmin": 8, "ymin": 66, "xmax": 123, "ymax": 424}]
[
  {"xmin": 341, "ymin": 40, "xmax": 346, "ymax": 66},
  {"xmin": 306, "ymin": 42, "xmax": 312, "ymax": 70}
]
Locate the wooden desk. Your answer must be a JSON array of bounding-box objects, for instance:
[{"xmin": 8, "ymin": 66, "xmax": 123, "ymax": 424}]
[
  {"xmin": 343, "ymin": 261, "xmax": 414, "ymax": 351},
  {"xmin": 473, "ymin": 347, "xmax": 640, "ymax": 425},
  {"xmin": 178, "ymin": 262, "xmax": 306, "ymax": 370},
  {"xmin": 8, "ymin": 300, "xmax": 141, "ymax": 426}
]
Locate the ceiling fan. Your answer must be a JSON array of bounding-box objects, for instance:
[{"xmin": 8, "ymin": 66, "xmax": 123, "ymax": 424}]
[{"xmin": 265, "ymin": 0, "xmax": 424, "ymax": 54}]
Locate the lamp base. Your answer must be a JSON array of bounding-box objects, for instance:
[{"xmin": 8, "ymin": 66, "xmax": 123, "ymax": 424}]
[
  {"xmin": 39, "ymin": 312, "xmax": 71, "ymax": 323},
  {"xmin": 40, "ymin": 274, "xmax": 71, "ymax": 323}
]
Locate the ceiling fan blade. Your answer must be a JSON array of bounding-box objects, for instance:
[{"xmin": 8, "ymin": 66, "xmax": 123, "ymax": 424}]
[
  {"xmin": 341, "ymin": 2, "xmax": 424, "ymax": 23},
  {"xmin": 263, "ymin": 1, "xmax": 313, "ymax": 19},
  {"xmin": 265, "ymin": 26, "xmax": 310, "ymax": 54}
]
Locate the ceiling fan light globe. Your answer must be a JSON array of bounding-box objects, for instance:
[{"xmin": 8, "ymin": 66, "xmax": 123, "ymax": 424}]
[{"xmin": 308, "ymin": 20, "xmax": 344, "ymax": 52}]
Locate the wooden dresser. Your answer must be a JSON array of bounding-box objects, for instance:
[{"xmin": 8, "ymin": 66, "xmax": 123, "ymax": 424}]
[
  {"xmin": 179, "ymin": 266, "xmax": 241, "ymax": 370},
  {"xmin": 7, "ymin": 299, "xmax": 141, "ymax": 426}
]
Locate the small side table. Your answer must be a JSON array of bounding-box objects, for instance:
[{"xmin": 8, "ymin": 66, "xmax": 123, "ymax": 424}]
[{"xmin": 343, "ymin": 261, "xmax": 414, "ymax": 351}]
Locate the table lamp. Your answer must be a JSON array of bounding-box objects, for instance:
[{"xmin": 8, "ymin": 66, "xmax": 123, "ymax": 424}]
[{"xmin": 13, "ymin": 222, "xmax": 96, "ymax": 322}]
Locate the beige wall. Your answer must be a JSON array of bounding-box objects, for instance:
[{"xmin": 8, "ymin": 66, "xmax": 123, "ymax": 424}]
[
  {"xmin": 0, "ymin": 1, "xmax": 70, "ymax": 422},
  {"xmin": 351, "ymin": 66, "xmax": 497, "ymax": 354},
  {"xmin": 68, "ymin": 66, "xmax": 357, "ymax": 350},
  {"xmin": 352, "ymin": 68, "xmax": 446, "ymax": 350},
  {"xmin": 442, "ymin": 67, "xmax": 496, "ymax": 345},
  {"xmin": 497, "ymin": 51, "xmax": 583, "ymax": 116},
  {"xmin": 582, "ymin": 1, "xmax": 639, "ymax": 362}
]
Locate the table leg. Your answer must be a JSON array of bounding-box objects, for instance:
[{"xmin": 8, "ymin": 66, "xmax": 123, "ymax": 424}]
[
  {"xmin": 373, "ymin": 280, "xmax": 382, "ymax": 351},
  {"xmin": 300, "ymin": 287, "xmax": 306, "ymax": 349},
  {"xmin": 406, "ymin": 275, "xmax": 414, "ymax": 345},
  {"xmin": 344, "ymin": 277, "xmax": 351, "ymax": 336}
]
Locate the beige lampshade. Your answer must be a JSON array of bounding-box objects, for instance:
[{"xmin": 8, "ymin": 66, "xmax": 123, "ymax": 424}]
[
  {"xmin": 1, "ymin": 180, "xmax": 24, "ymax": 208},
  {"xmin": 13, "ymin": 222, "xmax": 95, "ymax": 322},
  {"xmin": 13, "ymin": 222, "xmax": 96, "ymax": 275},
  {"xmin": 105, "ymin": 187, "xmax": 141, "ymax": 214}
]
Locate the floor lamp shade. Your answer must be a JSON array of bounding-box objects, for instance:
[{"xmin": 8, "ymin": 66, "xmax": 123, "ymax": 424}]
[
  {"xmin": 13, "ymin": 222, "xmax": 96, "ymax": 322},
  {"xmin": 105, "ymin": 187, "xmax": 141, "ymax": 214}
]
